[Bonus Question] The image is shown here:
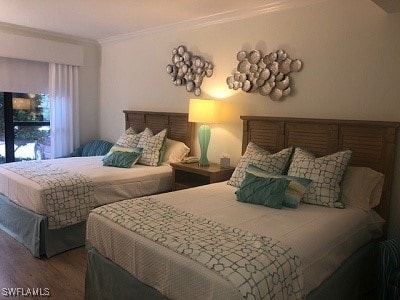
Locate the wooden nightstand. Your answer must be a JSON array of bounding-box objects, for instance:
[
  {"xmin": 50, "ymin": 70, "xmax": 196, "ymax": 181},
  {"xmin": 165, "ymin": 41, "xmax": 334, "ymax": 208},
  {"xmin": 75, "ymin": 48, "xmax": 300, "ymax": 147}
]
[{"xmin": 170, "ymin": 162, "xmax": 235, "ymax": 190}]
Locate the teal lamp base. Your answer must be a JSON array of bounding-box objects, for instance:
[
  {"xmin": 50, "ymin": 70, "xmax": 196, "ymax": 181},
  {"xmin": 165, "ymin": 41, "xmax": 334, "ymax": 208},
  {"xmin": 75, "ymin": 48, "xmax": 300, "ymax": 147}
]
[{"xmin": 198, "ymin": 124, "xmax": 211, "ymax": 166}]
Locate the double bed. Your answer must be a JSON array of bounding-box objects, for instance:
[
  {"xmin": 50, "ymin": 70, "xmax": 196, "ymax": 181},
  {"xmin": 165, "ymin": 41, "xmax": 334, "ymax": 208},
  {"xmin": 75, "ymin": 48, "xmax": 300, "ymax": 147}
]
[
  {"xmin": 85, "ymin": 116, "xmax": 399, "ymax": 299},
  {"xmin": 0, "ymin": 110, "xmax": 194, "ymax": 257}
]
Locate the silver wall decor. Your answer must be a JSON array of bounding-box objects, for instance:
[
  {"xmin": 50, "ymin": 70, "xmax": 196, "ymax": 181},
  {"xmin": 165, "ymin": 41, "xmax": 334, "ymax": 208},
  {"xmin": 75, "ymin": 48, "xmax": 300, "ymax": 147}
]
[
  {"xmin": 166, "ymin": 45, "xmax": 213, "ymax": 96},
  {"xmin": 226, "ymin": 49, "xmax": 302, "ymax": 101}
]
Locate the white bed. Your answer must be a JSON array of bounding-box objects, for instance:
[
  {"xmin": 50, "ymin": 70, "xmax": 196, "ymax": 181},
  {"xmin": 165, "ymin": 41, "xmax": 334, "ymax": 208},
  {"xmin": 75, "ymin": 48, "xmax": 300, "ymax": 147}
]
[
  {"xmin": 86, "ymin": 182, "xmax": 384, "ymax": 298},
  {"xmin": 0, "ymin": 110, "xmax": 195, "ymax": 257},
  {"xmin": 0, "ymin": 156, "xmax": 172, "ymax": 215},
  {"xmin": 84, "ymin": 116, "xmax": 399, "ymax": 299}
]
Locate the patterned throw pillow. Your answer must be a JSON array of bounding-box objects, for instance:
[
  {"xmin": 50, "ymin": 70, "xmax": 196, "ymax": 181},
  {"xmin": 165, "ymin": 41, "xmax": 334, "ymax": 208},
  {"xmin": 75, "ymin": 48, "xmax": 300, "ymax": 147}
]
[
  {"xmin": 227, "ymin": 142, "xmax": 293, "ymax": 187},
  {"xmin": 246, "ymin": 164, "xmax": 311, "ymax": 209},
  {"xmin": 115, "ymin": 127, "xmax": 142, "ymax": 148},
  {"xmin": 287, "ymin": 148, "xmax": 352, "ymax": 208},
  {"xmin": 137, "ymin": 128, "xmax": 168, "ymax": 166}
]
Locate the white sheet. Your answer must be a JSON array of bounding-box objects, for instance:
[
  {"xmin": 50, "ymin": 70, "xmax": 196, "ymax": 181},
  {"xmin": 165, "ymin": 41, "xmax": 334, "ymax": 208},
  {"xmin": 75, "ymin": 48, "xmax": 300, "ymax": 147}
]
[
  {"xmin": 0, "ymin": 156, "xmax": 172, "ymax": 215},
  {"xmin": 87, "ymin": 182, "xmax": 384, "ymax": 298}
]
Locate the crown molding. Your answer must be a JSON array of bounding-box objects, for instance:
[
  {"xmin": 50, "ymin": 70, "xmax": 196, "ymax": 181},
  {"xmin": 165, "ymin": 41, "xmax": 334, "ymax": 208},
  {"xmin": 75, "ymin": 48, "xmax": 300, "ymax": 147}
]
[
  {"xmin": 0, "ymin": 21, "xmax": 99, "ymax": 46},
  {"xmin": 99, "ymin": 0, "xmax": 327, "ymax": 44}
]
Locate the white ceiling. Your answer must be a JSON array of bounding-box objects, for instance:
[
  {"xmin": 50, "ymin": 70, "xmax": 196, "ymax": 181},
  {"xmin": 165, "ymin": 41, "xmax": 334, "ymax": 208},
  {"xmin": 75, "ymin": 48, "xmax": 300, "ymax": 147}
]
[{"xmin": 0, "ymin": 0, "xmax": 398, "ymax": 42}]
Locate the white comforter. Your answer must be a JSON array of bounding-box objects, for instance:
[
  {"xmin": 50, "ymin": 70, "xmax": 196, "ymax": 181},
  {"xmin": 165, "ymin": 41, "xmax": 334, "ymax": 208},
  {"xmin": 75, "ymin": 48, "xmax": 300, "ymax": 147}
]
[
  {"xmin": 0, "ymin": 156, "xmax": 173, "ymax": 215},
  {"xmin": 87, "ymin": 182, "xmax": 384, "ymax": 298}
]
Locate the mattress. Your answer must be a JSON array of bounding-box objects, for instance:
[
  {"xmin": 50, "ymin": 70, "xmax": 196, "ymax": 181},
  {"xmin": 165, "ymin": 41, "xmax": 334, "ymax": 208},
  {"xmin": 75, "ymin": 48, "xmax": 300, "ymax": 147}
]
[
  {"xmin": 0, "ymin": 156, "xmax": 172, "ymax": 215},
  {"xmin": 86, "ymin": 182, "xmax": 384, "ymax": 298}
]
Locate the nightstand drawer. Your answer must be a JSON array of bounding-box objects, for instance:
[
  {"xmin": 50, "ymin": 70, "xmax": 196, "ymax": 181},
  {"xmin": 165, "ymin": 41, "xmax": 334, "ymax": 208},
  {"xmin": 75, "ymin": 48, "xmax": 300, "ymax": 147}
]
[
  {"xmin": 174, "ymin": 169, "xmax": 210, "ymax": 189},
  {"xmin": 171, "ymin": 162, "xmax": 235, "ymax": 190}
]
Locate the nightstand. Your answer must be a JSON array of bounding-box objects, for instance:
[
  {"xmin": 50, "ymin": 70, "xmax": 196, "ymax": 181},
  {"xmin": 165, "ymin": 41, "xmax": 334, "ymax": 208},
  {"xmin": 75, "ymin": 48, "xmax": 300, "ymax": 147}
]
[{"xmin": 170, "ymin": 162, "xmax": 235, "ymax": 190}]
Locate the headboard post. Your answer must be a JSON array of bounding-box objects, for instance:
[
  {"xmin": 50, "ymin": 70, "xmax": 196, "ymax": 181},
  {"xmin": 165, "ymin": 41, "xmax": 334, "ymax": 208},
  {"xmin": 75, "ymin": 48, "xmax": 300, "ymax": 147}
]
[
  {"xmin": 241, "ymin": 116, "xmax": 399, "ymax": 234},
  {"xmin": 242, "ymin": 119, "xmax": 249, "ymax": 154}
]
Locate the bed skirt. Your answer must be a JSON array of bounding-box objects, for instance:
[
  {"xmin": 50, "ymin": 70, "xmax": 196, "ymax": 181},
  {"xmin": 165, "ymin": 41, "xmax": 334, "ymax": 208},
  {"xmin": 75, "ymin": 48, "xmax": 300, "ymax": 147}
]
[
  {"xmin": 0, "ymin": 193, "xmax": 85, "ymax": 257},
  {"xmin": 85, "ymin": 248, "xmax": 166, "ymax": 300},
  {"xmin": 307, "ymin": 240, "xmax": 379, "ymax": 299},
  {"xmin": 85, "ymin": 241, "xmax": 379, "ymax": 300}
]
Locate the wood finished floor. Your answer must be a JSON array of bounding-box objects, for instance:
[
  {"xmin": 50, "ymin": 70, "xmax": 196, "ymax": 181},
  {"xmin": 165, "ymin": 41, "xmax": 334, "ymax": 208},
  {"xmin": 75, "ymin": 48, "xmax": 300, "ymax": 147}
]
[{"xmin": 0, "ymin": 229, "xmax": 86, "ymax": 299}]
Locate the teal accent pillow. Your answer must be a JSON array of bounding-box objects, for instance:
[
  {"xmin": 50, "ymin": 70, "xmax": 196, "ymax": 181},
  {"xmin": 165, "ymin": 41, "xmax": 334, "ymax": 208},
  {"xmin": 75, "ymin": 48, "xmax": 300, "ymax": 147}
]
[
  {"xmin": 235, "ymin": 172, "xmax": 289, "ymax": 209},
  {"xmin": 246, "ymin": 164, "xmax": 312, "ymax": 208},
  {"xmin": 102, "ymin": 148, "xmax": 142, "ymax": 168},
  {"xmin": 70, "ymin": 139, "xmax": 113, "ymax": 157}
]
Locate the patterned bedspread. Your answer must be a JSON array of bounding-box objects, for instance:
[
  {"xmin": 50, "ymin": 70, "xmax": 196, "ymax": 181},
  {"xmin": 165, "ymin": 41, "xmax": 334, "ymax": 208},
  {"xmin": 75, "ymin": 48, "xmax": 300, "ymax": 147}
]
[
  {"xmin": 1, "ymin": 161, "xmax": 94, "ymax": 229},
  {"xmin": 93, "ymin": 197, "xmax": 304, "ymax": 299}
]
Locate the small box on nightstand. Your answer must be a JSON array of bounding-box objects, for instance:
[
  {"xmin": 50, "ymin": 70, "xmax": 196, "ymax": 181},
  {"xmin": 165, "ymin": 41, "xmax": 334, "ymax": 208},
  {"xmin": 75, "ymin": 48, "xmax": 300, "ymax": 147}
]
[{"xmin": 220, "ymin": 157, "xmax": 230, "ymax": 168}]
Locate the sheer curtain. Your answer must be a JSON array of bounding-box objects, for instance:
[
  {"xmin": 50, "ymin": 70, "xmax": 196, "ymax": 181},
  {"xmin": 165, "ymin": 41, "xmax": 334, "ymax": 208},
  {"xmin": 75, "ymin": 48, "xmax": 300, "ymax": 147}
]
[{"xmin": 49, "ymin": 63, "xmax": 80, "ymax": 158}]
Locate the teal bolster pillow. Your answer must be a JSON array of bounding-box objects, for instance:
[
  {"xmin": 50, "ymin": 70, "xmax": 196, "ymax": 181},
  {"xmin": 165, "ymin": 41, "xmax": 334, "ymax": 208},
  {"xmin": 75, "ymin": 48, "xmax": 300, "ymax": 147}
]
[
  {"xmin": 246, "ymin": 164, "xmax": 311, "ymax": 208},
  {"xmin": 102, "ymin": 148, "xmax": 142, "ymax": 168},
  {"xmin": 235, "ymin": 172, "xmax": 289, "ymax": 209}
]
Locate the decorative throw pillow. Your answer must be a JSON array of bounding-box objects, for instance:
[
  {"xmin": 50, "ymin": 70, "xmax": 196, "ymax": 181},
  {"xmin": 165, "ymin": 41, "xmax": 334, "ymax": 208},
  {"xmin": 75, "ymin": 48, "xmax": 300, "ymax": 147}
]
[
  {"xmin": 340, "ymin": 166, "xmax": 384, "ymax": 211},
  {"xmin": 115, "ymin": 127, "xmax": 142, "ymax": 148},
  {"xmin": 227, "ymin": 142, "xmax": 293, "ymax": 187},
  {"xmin": 106, "ymin": 144, "xmax": 139, "ymax": 155},
  {"xmin": 287, "ymin": 148, "xmax": 352, "ymax": 208},
  {"xmin": 161, "ymin": 138, "xmax": 190, "ymax": 164},
  {"xmin": 102, "ymin": 147, "xmax": 143, "ymax": 168},
  {"xmin": 235, "ymin": 172, "xmax": 289, "ymax": 209},
  {"xmin": 70, "ymin": 140, "xmax": 113, "ymax": 157},
  {"xmin": 137, "ymin": 128, "xmax": 168, "ymax": 166},
  {"xmin": 246, "ymin": 164, "xmax": 311, "ymax": 208}
]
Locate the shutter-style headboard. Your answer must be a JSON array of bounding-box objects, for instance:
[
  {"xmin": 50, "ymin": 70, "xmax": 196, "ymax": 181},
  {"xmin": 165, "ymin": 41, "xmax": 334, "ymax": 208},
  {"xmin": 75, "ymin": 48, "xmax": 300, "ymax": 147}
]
[
  {"xmin": 241, "ymin": 116, "xmax": 399, "ymax": 230},
  {"xmin": 123, "ymin": 110, "xmax": 195, "ymax": 153}
]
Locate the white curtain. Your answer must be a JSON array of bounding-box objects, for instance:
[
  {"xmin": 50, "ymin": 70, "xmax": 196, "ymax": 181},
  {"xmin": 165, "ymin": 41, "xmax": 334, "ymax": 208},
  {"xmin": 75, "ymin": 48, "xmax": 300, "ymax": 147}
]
[{"xmin": 49, "ymin": 63, "xmax": 79, "ymax": 158}]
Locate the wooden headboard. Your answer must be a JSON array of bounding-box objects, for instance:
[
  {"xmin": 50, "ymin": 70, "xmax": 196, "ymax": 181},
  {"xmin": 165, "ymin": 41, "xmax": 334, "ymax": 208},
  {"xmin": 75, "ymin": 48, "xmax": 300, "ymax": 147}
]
[
  {"xmin": 241, "ymin": 116, "xmax": 399, "ymax": 226},
  {"xmin": 123, "ymin": 110, "xmax": 195, "ymax": 151}
]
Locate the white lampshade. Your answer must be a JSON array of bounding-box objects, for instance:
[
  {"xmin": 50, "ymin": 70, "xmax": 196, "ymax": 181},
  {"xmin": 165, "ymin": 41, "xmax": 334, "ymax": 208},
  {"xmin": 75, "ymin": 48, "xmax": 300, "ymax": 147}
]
[{"xmin": 188, "ymin": 99, "xmax": 220, "ymax": 124}]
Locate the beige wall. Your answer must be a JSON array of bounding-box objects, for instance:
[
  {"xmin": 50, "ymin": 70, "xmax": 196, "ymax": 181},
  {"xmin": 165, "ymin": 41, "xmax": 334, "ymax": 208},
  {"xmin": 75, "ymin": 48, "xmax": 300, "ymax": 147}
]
[{"xmin": 99, "ymin": 0, "xmax": 400, "ymax": 236}]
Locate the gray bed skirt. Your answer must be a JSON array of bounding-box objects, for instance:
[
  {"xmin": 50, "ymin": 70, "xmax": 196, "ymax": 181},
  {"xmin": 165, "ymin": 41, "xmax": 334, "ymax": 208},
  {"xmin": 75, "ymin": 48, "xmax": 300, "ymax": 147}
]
[
  {"xmin": 85, "ymin": 248, "xmax": 166, "ymax": 300},
  {"xmin": 0, "ymin": 193, "xmax": 86, "ymax": 258},
  {"xmin": 85, "ymin": 241, "xmax": 379, "ymax": 300}
]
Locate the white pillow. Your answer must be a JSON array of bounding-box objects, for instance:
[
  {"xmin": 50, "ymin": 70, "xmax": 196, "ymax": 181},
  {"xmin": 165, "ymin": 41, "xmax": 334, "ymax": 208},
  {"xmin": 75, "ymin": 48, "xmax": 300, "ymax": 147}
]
[
  {"xmin": 340, "ymin": 166, "xmax": 384, "ymax": 211},
  {"xmin": 161, "ymin": 138, "xmax": 190, "ymax": 164}
]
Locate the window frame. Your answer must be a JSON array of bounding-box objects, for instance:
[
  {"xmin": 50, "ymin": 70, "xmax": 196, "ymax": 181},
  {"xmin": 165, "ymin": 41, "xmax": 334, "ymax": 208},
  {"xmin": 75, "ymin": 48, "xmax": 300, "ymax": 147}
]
[{"xmin": 2, "ymin": 92, "xmax": 50, "ymax": 162}]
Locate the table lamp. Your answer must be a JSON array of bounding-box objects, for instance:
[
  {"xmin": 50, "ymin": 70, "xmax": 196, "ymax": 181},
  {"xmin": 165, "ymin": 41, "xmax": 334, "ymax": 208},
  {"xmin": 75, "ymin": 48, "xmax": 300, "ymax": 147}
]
[{"xmin": 188, "ymin": 99, "xmax": 219, "ymax": 167}]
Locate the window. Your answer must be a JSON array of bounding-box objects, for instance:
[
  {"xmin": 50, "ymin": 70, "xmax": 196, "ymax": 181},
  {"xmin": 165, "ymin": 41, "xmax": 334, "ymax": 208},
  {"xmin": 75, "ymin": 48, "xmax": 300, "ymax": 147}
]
[{"xmin": 0, "ymin": 92, "xmax": 51, "ymax": 163}]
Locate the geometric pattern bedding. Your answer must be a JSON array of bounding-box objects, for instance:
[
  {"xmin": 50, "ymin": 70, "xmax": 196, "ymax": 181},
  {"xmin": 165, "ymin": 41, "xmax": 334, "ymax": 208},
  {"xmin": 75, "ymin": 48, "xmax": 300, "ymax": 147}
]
[
  {"xmin": 1, "ymin": 161, "xmax": 94, "ymax": 229},
  {"xmin": 93, "ymin": 197, "xmax": 304, "ymax": 299}
]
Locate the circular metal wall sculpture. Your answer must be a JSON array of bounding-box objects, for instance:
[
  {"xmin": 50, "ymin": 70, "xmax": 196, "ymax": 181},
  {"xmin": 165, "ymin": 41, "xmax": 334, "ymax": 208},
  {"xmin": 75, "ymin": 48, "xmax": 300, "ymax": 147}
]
[
  {"xmin": 226, "ymin": 49, "xmax": 302, "ymax": 101},
  {"xmin": 166, "ymin": 45, "xmax": 214, "ymax": 96}
]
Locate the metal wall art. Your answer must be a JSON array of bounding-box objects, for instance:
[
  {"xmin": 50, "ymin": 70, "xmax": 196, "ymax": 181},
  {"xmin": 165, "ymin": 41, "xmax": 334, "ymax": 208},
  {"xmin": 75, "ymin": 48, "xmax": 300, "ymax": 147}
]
[
  {"xmin": 166, "ymin": 45, "xmax": 213, "ymax": 96},
  {"xmin": 226, "ymin": 49, "xmax": 302, "ymax": 101}
]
